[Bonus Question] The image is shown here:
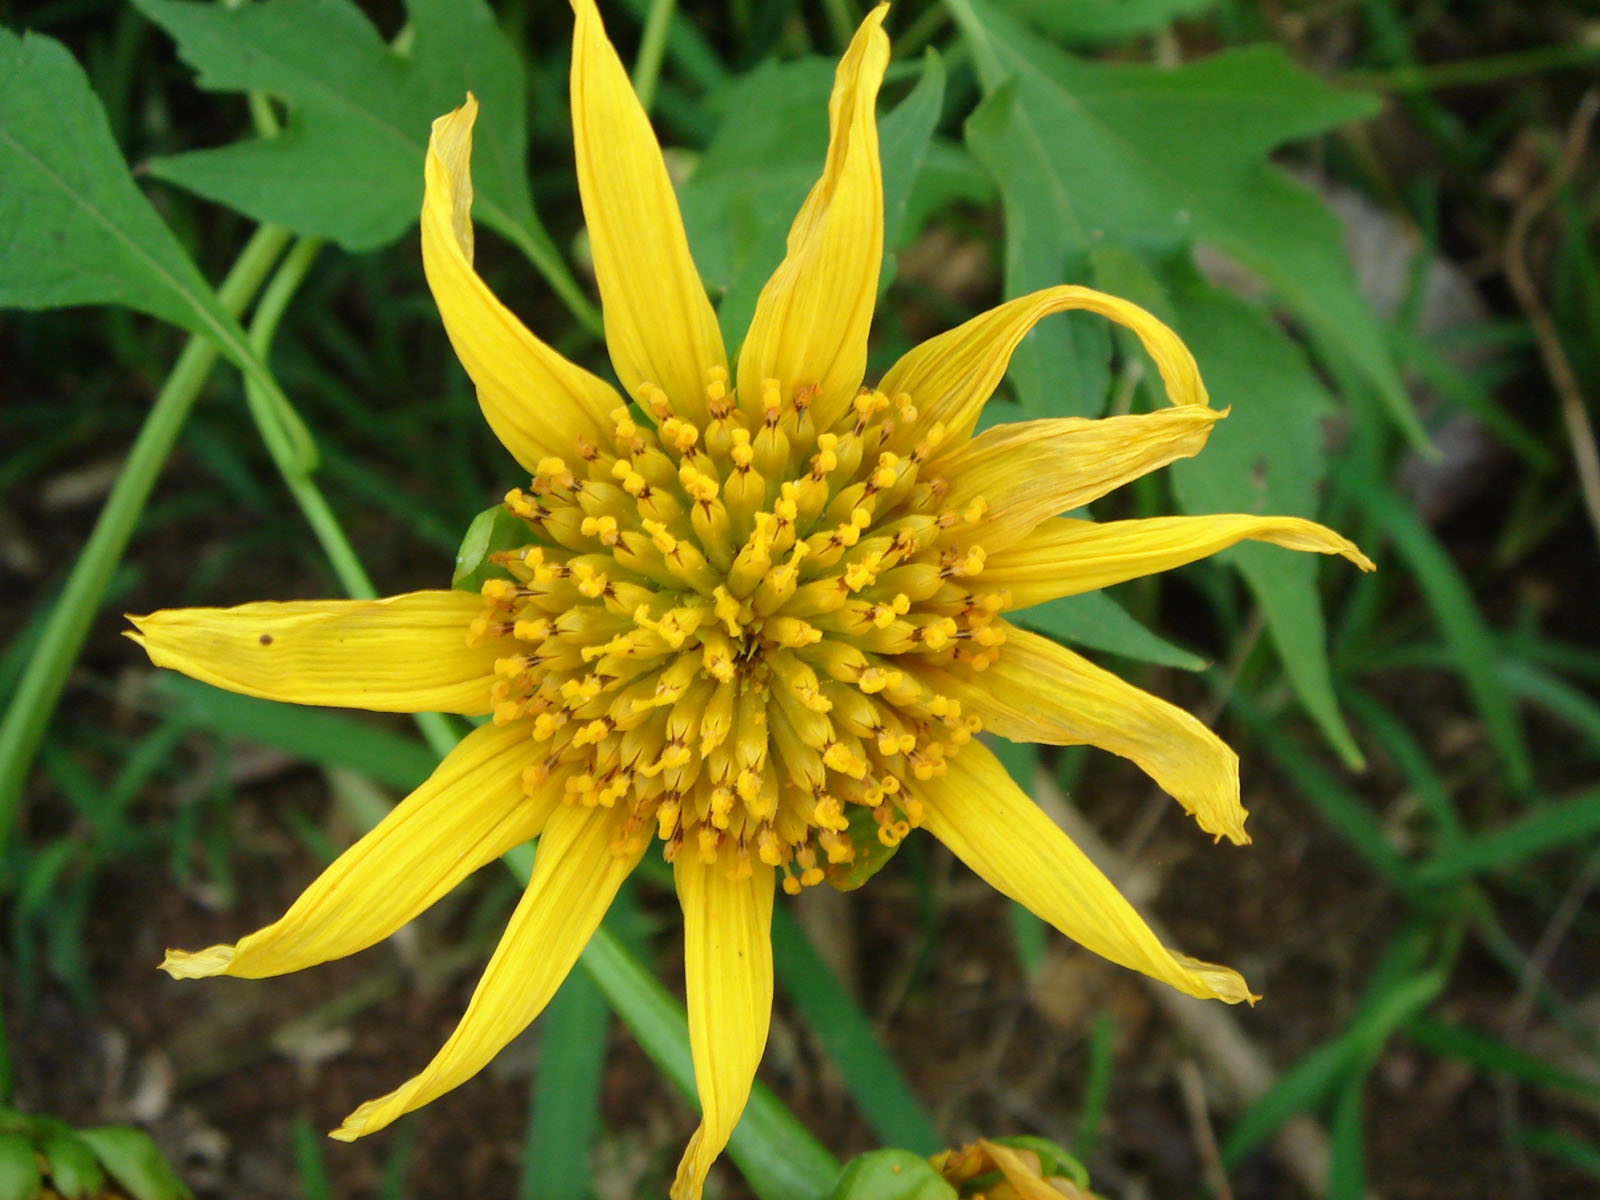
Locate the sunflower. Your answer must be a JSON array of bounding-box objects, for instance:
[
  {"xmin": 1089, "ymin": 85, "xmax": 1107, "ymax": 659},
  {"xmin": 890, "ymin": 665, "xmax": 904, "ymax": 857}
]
[{"xmin": 129, "ymin": 2, "xmax": 1371, "ymax": 1195}]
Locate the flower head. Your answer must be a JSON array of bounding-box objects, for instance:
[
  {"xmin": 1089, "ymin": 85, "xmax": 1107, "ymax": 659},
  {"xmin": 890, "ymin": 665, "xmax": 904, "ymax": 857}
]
[{"xmin": 128, "ymin": 3, "xmax": 1372, "ymax": 1195}]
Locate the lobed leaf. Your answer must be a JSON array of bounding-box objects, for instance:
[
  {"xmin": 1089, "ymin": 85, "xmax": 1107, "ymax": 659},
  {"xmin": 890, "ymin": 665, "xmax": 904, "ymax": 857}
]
[
  {"xmin": 134, "ymin": 0, "xmax": 557, "ymax": 264},
  {"xmin": 0, "ymin": 28, "xmax": 246, "ymax": 355}
]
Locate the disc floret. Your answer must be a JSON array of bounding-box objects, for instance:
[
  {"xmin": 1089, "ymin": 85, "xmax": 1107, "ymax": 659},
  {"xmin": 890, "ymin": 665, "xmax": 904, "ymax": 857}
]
[{"xmin": 472, "ymin": 370, "xmax": 1000, "ymax": 893}]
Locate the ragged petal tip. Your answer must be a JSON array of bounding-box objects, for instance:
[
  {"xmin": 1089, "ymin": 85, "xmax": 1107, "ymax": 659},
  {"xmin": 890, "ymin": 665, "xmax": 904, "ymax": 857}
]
[{"xmin": 160, "ymin": 944, "xmax": 235, "ymax": 979}]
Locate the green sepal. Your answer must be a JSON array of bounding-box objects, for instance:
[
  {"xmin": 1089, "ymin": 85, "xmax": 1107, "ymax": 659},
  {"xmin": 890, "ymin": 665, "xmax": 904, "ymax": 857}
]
[
  {"xmin": 41, "ymin": 1132, "xmax": 105, "ymax": 1200},
  {"xmin": 451, "ymin": 504, "xmax": 530, "ymax": 593},
  {"xmin": 76, "ymin": 1127, "xmax": 193, "ymax": 1200},
  {"xmin": 825, "ymin": 803, "xmax": 902, "ymax": 892},
  {"xmin": 826, "ymin": 1149, "xmax": 957, "ymax": 1200},
  {"xmin": 0, "ymin": 1133, "xmax": 41, "ymax": 1200}
]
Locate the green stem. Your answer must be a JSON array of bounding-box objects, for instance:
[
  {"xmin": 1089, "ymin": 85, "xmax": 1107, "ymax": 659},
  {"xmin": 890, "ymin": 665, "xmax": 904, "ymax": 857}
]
[
  {"xmin": 1344, "ymin": 40, "xmax": 1600, "ymax": 92},
  {"xmin": 482, "ymin": 204, "xmax": 605, "ymax": 339},
  {"xmin": 631, "ymin": 0, "xmax": 677, "ymax": 113},
  {"xmin": 237, "ymin": 238, "xmax": 460, "ymax": 761},
  {"xmin": 940, "ymin": 0, "xmax": 1003, "ymax": 93},
  {"xmin": 0, "ymin": 224, "xmax": 293, "ymax": 838}
]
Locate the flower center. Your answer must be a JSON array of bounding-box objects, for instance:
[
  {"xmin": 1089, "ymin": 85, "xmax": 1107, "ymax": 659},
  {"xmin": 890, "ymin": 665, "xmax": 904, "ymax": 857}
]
[{"xmin": 471, "ymin": 368, "xmax": 1008, "ymax": 891}]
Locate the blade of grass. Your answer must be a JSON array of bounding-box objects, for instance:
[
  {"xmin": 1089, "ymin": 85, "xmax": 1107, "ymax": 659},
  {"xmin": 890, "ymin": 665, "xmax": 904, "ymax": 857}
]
[
  {"xmin": 1226, "ymin": 689, "xmax": 1419, "ymax": 897},
  {"xmin": 771, "ymin": 903, "xmax": 941, "ymax": 1153},
  {"xmin": 1337, "ymin": 468, "xmax": 1534, "ymax": 791},
  {"xmin": 1325, "ymin": 1067, "xmax": 1367, "ymax": 1200},
  {"xmin": 521, "ymin": 971, "xmax": 609, "ymax": 1200},
  {"xmin": 1339, "ymin": 685, "xmax": 1466, "ymax": 848},
  {"xmin": 291, "ymin": 1114, "xmax": 333, "ymax": 1200},
  {"xmin": 1072, "ymin": 1008, "xmax": 1116, "ymax": 1163},
  {"xmin": 1222, "ymin": 934, "xmax": 1445, "ymax": 1168},
  {"xmin": 1407, "ymin": 1014, "xmax": 1600, "ymax": 1104},
  {"xmin": 1521, "ymin": 1127, "xmax": 1600, "ymax": 1179},
  {"xmin": 1416, "ymin": 785, "xmax": 1600, "ymax": 885}
]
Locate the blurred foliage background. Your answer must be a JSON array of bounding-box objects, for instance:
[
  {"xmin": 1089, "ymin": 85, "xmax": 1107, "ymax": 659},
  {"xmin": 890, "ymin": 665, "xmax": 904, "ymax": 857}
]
[{"xmin": 2, "ymin": 0, "xmax": 1599, "ymax": 1197}]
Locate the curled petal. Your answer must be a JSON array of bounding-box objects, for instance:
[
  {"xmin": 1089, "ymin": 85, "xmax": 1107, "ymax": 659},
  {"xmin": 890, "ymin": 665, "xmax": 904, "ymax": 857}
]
[
  {"xmin": 331, "ymin": 803, "xmax": 642, "ymax": 1139},
  {"xmin": 920, "ymin": 740, "xmax": 1254, "ymax": 1002},
  {"xmin": 940, "ymin": 407, "xmax": 1225, "ymax": 552},
  {"xmin": 735, "ymin": 6, "xmax": 889, "ymax": 431},
  {"xmin": 127, "ymin": 590, "xmax": 501, "ymax": 714},
  {"xmin": 881, "ymin": 285, "xmax": 1209, "ymax": 451},
  {"xmin": 670, "ymin": 857, "xmax": 775, "ymax": 1200},
  {"xmin": 923, "ymin": 624, "xmax": 1248, "ymax": 844},
  {"xmin": 985, "ymin": 513, "xmax": 1375, "ymax": 609},
  {"xmin": 570, "ymin": 0, "xmax": 725, "ymax": 421},
  {"xmin": 162, "ymin": 721, "xmax": 555, "ymax": 980},
  {"xmin": 423, "ymin": 96, "xmax": 621, "ymax": 471}
]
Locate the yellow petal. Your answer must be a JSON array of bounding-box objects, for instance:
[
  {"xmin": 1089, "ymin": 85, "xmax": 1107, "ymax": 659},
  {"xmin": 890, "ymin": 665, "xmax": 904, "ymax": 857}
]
[
  {"xmin": 670, "ymin": 857, "xmax": 775, "ymax": 1200},
  {"xmin": 161, "ymin": 720, "xmax": 553, "ymax": 980},
  {"xmin": 127, "ymin": 590, "xmax": 500, "ymax": 714},
  {"xmin": 985, "ymin": 514, "xmax": 1376, "ymax": 609},
  {"xmin": 331, "ymin": 802, "xmax": 642, "ymax": 1140},
  {"xmin": 570, "ymin": 0, "xmax": 726, "ymax": 422},
  {"xmin": 423, "ymin": 96, "xmax": 622, "ymax": 471},
  {"xmin": 880, "ymin": 285, "xmax": 1209, "ymax": 450},
  {"xmin": 940, "ymin": 407, "xmax": 1225, "ymax": 552},
  {"xmin": 923, "ymin": 624, "xmax": 1247, "ymax": 843},
  {"xmin": 735, "ymin": 6, "xmax": 889, "ymax": 432},
  {"xmin": 920, "ymin": 740, "xmax": 1254, "ymax": 1003}
]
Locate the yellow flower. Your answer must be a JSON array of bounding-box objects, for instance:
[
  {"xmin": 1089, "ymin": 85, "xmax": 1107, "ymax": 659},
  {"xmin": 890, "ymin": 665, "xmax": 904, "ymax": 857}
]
[{"xmin": 127, "ymin": 3, "xmax": 1372, "ymax": 1196}]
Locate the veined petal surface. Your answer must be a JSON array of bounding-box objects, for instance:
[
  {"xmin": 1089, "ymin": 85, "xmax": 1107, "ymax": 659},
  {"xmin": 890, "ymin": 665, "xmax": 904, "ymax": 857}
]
[
  {"xmin": 987, "ymin": 514, "xmax": 1376, "ymax": 609},
  {"xmin": 331, "ymin": 802, "xmax": 642, "ymax": 1140},
  {"xmin": 570, "ymin": 0, "xmax": 726, "ymax": 422},
  {"xmin": 922, "ymin": 624, "xmax": 1247, "ymax": 843},
  {"xmin": 671, "ymin": 857, "xmax": 775, "ymax": 1200},
  {"xmin": 161, "ymin": 721, "xmax": 555, "ymax": 980},
  {"xmin": 128, "ymin": 590, "xmax": 501, "ymax": 714},
  {"xmin": 881, "ymin": 285, "xmax": 1209, "ymax": 450},
  {"xmin": 423, "ymin": 96, "xmax": 622, "ymax": 471},
  {"xmin": 920, "ymin": 741, "xmax": 1254, "ymax": 1003},
  {"xmin": 940, "ymin": 407, "xmax": 1224, "ymax": 552},
  {"xmin": 735, "ymin": 6, "xmax": 889, "ymax": 431}
]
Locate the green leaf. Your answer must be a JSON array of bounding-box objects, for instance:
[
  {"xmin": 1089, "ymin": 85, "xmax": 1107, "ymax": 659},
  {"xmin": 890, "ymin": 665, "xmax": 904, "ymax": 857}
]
[
  {"xmin": 1012, "ymin": 590, "xmax": 1207, "ymax": 671},
  {"xmin": 0, "ymin": 29, "xmax": 247, "ymax": 356},
  {"xmin": 451, "ymin": 503, "xmax": 528, "ymax": 593},
  {"xmin": 151, "ymin": 675, "xmax": 437, "ymax": 793},
  {"xmin": 826, "ymin": 1150, "xmax": 956, "ymax": 1200},
  {"xmin": 679, "ymin": 56, "xmax": 834, "ymax": 344},
  {"xmin": 877, "ymin": 49, "xmax": 947, "ymax": 295},
  {"xmin": 41, "ymin": 1132, "xmax": 106, "ymax": 1200},
  {"xmin": 134, "ymin": 0, "xmax": 558, "ymax": 266},
  {"xmin": 76, "ymin": 1127, "xmax": 193, "ymax": 1200},
  {"xmin": 993, "ymin": 0, "xmax": 1216, "ymax": 44},
  {"xmin": 951, "ymin": 0, "xmax": 1425, "ymax": 445},
  {"xmin": 963, "ymin": 80, "xmax": 1111, "ymax": 418},
  {"xmin": 0, "ymin": 1132, "xmax": 41, "ymax": 1200},
  {"xmin": 681, "ymin": 51, "xmax": 947, "ymax": 347},
  {"xmin": 1164, "ymin": 270, "xmax": 1363, "ymax": 765}
]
